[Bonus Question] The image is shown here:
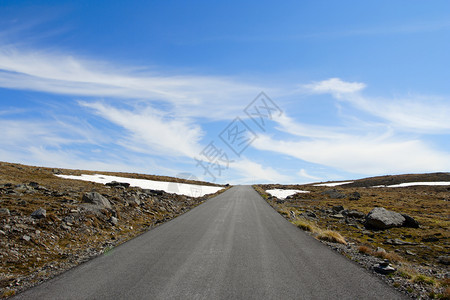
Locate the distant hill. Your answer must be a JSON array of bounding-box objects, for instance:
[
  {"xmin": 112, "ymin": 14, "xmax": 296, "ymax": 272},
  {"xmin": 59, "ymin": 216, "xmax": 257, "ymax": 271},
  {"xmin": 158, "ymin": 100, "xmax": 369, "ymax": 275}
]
[{"xmin": 337, "ymin": 172, "xmax": 450, "ymax": 188}]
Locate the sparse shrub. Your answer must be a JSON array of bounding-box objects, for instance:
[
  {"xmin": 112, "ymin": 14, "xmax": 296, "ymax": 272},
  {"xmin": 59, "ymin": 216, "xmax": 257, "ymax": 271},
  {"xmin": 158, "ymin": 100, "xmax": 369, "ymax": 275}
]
[
  {"xmin": 358, "ymin": 245, "xmax": 402, "ymax": 262},
  {"xmin": 442, "ymin": 287, "xmax": 450, "ymax": 300},
  {"xmin": 2, "ymin": 289, "xmax": 15, "ymax": 297},
  {"xmin": 397, "ymin": 269, "xmax": 413, "ymax": 279},
  {"xmin": 292, "ymin": 219, "xmax": 320, "ymax": 233},
  {"xmin": 413, "ymin": 274, "xmax": 436, "ymax": 286},
  {"xmin": 358, "ymin": 245, "xmax": 373, "ymax": 255},
  {"xmin": 374, "ymin": 250, "xmax": 403, "ymax": 263},
  {"xmin": 317, "ymin": 230, "xmax": 347, "ymax": 245}
]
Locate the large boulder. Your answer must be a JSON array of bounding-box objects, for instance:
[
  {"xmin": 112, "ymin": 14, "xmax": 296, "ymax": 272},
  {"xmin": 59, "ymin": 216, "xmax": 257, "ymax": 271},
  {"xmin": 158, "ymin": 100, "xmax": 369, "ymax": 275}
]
[
  {"xmin": 365, "ymin": 207, "xmax": 405, "ymax": 230},
  {"xmin": 82, "ymin": 192, "xmax": 112, "ymax": 209}
]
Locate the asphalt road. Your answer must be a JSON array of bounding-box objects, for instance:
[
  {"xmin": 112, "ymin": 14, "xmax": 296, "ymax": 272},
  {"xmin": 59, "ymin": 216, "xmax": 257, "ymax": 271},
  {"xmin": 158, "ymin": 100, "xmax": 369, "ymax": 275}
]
[{"xmin": 14, "ymin": 185, "xmax": 405, "ymax": 299}]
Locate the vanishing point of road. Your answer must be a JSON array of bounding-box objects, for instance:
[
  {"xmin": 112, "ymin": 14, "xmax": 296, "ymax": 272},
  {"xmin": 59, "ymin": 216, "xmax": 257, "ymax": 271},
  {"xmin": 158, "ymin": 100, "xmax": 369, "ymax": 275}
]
[{"xmin": 14, "ymin": 185, "xmax": 406, "ymax": 299}]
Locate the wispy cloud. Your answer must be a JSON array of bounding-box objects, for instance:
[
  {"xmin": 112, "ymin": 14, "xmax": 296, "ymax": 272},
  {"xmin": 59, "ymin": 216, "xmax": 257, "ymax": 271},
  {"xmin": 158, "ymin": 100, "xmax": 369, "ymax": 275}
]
[
  {"xmin": 80, "ymin": 101, "xmax": 204, "ymax": 158},
  {"xmin": 302, "ymin": 77, "xmax": 366, "ymax": 96},
  {"xmin": 253, "ymin": 133, "xmax": 450, "ymax": 175},
  {"xmin": 0, "ymin": 46, "xmax": 265, "ymax": 120},
  {"xmin": 303, "ymin": 78, "xmax": 450, "ymax": 133},
  {"xmin": 298, "ymin": 169, "xmax": 321, "ymax": 182},
  {"xmin": 228, "ymin": 158, "xmax": 293, "ymax": 184}
]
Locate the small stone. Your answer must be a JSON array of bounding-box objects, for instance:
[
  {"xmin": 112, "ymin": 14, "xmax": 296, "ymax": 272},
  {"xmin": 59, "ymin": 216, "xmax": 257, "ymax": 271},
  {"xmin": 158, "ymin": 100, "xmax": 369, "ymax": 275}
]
[
  {"xmin": 348, "ymin": 192, "xmax": 361, "ymax": 200},
  {"xmin": 109, "ymin": 216, "xmax": 118, "ymax": 226},
  {"xmin": 437, "ymin": 256, "xmax": 450, "ymax": 265},
  {"xmin": 31, "ymin": 208, "xmax": 46, "ymax": 219},
  {"xmin": 60, "ymin": 224, "xmax": 71, "ymax": 231},
  {"xmin": 28, "ymin": 182, "xmax": 39, "ymax": 188},
  {"xmin": 384, "ymin": 238, "xmax": 417, "ymax": 246},
  {"xmin": 374, "ymin": 261, "xmax": 396, "ymax": 274},
  {"xmin": 331, "ymin": 205, "xmax": 345, "ymax": 213},
  {"xmin": 22, "ymin": 235, "xmax": 31, "ymax": 242},
  {"xmin": 421, "ymin": 236, "xmax": 439, "ymax": 242},
  {"xmin": 0, "ymin": 208, "xmax": 10, "ymax": 216},
  {"xmin": 375, "ymin": 247, "xmax": 386, "ymax": 253},
  {"xmin": 331, "ymin": 213, "xmax": 345, "ymax": 219}
]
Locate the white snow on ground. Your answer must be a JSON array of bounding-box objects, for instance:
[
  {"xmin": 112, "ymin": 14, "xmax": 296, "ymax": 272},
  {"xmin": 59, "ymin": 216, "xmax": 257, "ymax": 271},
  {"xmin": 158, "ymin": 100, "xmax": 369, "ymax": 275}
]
[
  {"xmin": 266, "ymin": 189, "xmax": 310, "ymax": 199},
  {"xmin": 313, "ymin": 181, "xmax": 354, "ymax": 187},
  {"xmin": 55, "ymin": 174, "xmax": 223, "ymax": 197},
  {"xmin": 374, "ymin": 181, "xmax": 450, "ymax": 188}
]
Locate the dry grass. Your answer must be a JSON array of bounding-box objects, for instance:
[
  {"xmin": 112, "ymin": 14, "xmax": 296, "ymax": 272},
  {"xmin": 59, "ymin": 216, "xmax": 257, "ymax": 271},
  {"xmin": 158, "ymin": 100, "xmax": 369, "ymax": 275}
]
[
  {"xmin": 413, "ymin": 274, "xmax": 436, "ymax": 286},
  {"xmin": 291, "ymin": 218, "xmax": 347, "ymax": 245},
  {"xmin": 292, "ymin": 219, "xmax": 320, "ymax": 233},
  {"xmin": 358, "ymin": 245, "xmax": 403, "ymax": 262},
  {"xmin": 317, "ymin": 230, "xmax": 347, "ymax": 245}
]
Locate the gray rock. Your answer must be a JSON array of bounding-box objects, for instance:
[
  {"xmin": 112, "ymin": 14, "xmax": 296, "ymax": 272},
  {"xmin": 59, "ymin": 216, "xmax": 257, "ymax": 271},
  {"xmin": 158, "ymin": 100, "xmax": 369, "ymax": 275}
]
[
  {"xmin": 421, "ymin": 236, "xmax": 439, "ymax": 242},
  {"xmin": 437, "ymin": 256, "xmax": 449, "ymax": 265},
  {"xmin": 60, "ymin": 224, "xmax": 71, "ymax": 231},
  {"xmin": 365, "ymin": 207, "xmax": 405, "ymax": 230},
  {"xmin": 348, "ymin": 191, "xmax": 361, "ymax": 200},
  {"xmin": 322, "ymin": 189, "xmax": 346, "ymax": 199},
  {"xmin": 375, "ymin": 247, "xmax": 386, "ymax": 253},
  {"xmin": 28, "ymin": 182, "xmax": 39, "ymax": 188},
  {"xmin": 127, "ymin": 195, "xmax": 141, "ymax": 206},
  {"xmin": 109, "ymin": 216, "xmax": 118, "ymax": 226},
  {"xmin": 374, "ymin": 260, "xmax": 396, "ymax": 274},
  {"xmin": 31, "ymin": 208, "xmax": 47, "ymax": 219},
  {"xmin": 0, "ymin": 208, "xmax": 10, "ymax": 216},
  {"xmin": 384, "ymin": 238, "xmax": 417, "ymax": 246},
  {"xmin": 305, "ymin": 211, "xmax": 317, "ymax": 218},
  {"xmin": 342, "ymin": 209, "xmax": 365, "ymax": 219},
  {"xmin": 82, "ymin": 192, "xmax": 112, "ymax": 209},
  {"xmin": 331, "ymin": 205, "xmax": 344, "ymax": 213},
  {"xmin": 22, "ymin": 235, "xmax": 31, "ymax": 242},
  {"xmin": 331, "ymin": 213, "xmax": 345, "ymax": 219},
  {"xmin": 401, "ymin": 213, "xmax": 420, "ymax": 228},
  {"xmin": 106, "ymin": 181, "xmax": 130, "ymax": 188}
]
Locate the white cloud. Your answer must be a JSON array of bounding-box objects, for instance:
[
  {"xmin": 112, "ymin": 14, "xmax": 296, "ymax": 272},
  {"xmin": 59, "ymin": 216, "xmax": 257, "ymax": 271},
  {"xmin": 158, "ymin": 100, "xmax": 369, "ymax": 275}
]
[
  {"xmin": 80, "ymin": 101, "xmax": 204, "ymax": 158},
  {"xmin": 253, "ymin": 133, "xmax": 450, "ymax": 175},
  {"xmin": 298, "ymin": 169, "xmax": 321, "ymax": 181},
  {"xmin": 344, "ymin": 94, "xmax": 450, "ymax": 133},
  {"xmin": 228, "ymin": 158, "xmax": 293, "ymax": 184},
  {"xmin": 0, "ymin": 46, "xmax": 265, "ymax": 120},
  {"xmin": 302, "ymin": 77, "xmax": 450, "ymax": 133},
  {"xmin": 303, "ymin": 78, "xmax": 366, "ymax": 96}
]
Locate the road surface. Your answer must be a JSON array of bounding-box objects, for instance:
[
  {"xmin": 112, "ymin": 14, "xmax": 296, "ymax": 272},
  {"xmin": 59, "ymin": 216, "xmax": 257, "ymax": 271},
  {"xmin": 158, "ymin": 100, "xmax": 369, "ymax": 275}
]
[{"xmin": 14, "ymin": 185, "xmax": 405, "ymax": 299}]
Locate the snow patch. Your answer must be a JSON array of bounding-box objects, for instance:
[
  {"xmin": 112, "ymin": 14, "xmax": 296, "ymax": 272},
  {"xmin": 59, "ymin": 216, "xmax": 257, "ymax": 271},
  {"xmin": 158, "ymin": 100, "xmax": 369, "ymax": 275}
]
[
  {"xmin": 266, "ymin": 189, "xmax": 309, "ymax": 199},
  {"xmin": 55, "ymin": 174, "xmax": 223, "ymax": 197},
  {"xmin": 374, "ymin": 181, "xmax": 450, "ymax": 188}
]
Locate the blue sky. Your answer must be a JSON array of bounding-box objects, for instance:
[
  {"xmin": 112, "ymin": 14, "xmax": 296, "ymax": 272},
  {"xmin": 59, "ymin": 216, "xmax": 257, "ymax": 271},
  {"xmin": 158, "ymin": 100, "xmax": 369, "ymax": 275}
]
[{"xmin": 1, "ymin": 0, "xmax": 449, "ymax": 184}]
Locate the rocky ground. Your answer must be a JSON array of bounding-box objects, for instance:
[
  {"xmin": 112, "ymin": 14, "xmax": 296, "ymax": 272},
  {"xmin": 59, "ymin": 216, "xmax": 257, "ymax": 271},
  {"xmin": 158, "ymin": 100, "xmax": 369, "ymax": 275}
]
[
  {"xmin": 0, "ymin": 162, "xmax": 228, "ymax": 298},
  {"xmin": 255, "ymin": 174, "xmax": 449, "ymax": 299}
]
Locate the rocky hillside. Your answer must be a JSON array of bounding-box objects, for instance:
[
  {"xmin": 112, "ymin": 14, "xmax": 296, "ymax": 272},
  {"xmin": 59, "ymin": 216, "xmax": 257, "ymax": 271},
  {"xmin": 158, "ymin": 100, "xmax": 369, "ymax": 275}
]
[
  {"xmin": 256, "ymin": 173, "xmax": 450, "ymax": 299},
  {"xmin": 0, "ymin": 162, "xmax": 227, "ymax": 298}
]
